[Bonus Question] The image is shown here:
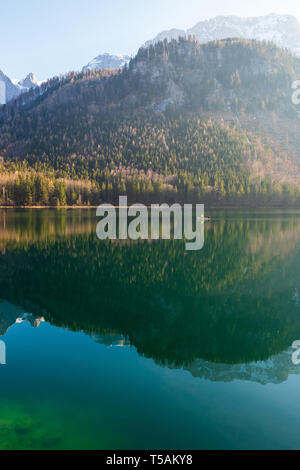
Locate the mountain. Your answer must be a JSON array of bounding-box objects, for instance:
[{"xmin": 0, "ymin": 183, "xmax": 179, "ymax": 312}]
[
  {"xmin": 0, "ymin": 70, "xmax": 38, "ymax": 104},
  {"xmin": 143, "ymin": 28, "xmax": 186, "ymax": 48},
  {"xmin": 82, "ymin": 53, "xmax": 131, "ymax": 71},
  {"xmin": 144, "ymin": 13, "xmax": 300, "ymax": 57},
  {"xmin": 18, "ymin": 72, "xmax": 38, "ymax": 89},
  {"xmin": 0, "ymin": 70, "xmax": 21, "ymax": 104},
  {"xmin": 1, "ymin": 38, "xmax": 300, "ymax": 206}
]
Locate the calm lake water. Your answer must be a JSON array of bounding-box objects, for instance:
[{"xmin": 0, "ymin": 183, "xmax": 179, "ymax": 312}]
[{"xmin": 1, "ymin": 208, "xmax": 300, "ymax": 450}]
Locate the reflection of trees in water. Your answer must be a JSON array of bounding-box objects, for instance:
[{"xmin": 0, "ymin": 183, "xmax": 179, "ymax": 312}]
[
  {"xmin": 0, "ymin": 209, "xmax": 96, "ymax": 247},
  {"xmin": 1, "ymin": 214, "xmax": 300, "ymax": 366}
]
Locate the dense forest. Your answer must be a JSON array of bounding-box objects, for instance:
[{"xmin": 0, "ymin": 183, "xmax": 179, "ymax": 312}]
[{"xmin": 1, "ymin": 38, "xmax": 300, "ymax": 206}]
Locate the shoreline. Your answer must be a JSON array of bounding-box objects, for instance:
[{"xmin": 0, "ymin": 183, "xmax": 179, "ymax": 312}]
[
  {"xmin": 0, "ymin": 205, "xmax": 300, "ymax": 211},
  {"xmin": 0, "ymin": 205, "xmax": 101, "ymax": 209}
]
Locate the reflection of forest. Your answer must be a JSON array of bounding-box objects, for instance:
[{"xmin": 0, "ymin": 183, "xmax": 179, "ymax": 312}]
[
  {"xmin": 0, "ymin": 209, "xmax": 96, "ymax": 246},
  {"xmin": 1, "ymin": 211, "xmax": 300, "ymax": 368}
]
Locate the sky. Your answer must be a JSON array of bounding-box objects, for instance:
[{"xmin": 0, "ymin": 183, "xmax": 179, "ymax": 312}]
[{"xmin": 1, "ymin": 0, "xmax": 300, "ymax": 81}]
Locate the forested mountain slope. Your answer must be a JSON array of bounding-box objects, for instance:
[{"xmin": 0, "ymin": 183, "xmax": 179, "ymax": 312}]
[{"xmin": 0, "ymin": 38, "xmax": 300, "ymax": 206}]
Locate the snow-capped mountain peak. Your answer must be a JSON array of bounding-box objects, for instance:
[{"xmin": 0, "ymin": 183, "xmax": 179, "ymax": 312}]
[
  {"xmin": 0, "ymin": 70, "xmax": 39, "ymax": 104},
  {"xmin": 144, "ymin": 13, "xmax": 300, "ymax": 57},
  {"xmin": 18, "ymin": 72, "xmax": 38, "ymax": 89},
  {"xmin": 82, "ymin": 53, "xmax": 131, "ymax": 71}
]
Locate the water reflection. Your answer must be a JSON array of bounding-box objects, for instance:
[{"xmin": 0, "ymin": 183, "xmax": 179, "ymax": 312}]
[{"xmin": 1, "ymin": 209, "xmax": 300, "ymax": 383}]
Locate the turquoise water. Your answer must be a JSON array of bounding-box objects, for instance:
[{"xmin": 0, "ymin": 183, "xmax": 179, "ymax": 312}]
[{"xmin": 1, "ymin": 209, "xmax": 300, "ymax": 449}]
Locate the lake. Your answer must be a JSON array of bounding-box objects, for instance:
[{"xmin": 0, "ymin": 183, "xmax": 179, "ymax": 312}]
[{"xmin": 1, "ymin": 208, "xmax": 300, "ymax": 450}]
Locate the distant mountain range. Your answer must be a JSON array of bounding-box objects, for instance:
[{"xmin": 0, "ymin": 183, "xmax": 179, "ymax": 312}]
[
  {"xmin": 0, "ymin": 55, "xmax": 130, "ymax": 104},
  {"xmin": 0, "ymin": 71, "xmax": 38, "ymax": 104},
  {"xmin": 144, "ymin": 13, "xmax": 300, "ymax": 57},
  {"xmin": 82, "ymin": 53, "xmax": 131, "ymax": 71},
  {"xmin": 82, "ymin": 14, "xmax": 300, "ymax": 75},
  {"xmin": 2, "ymin": 13, "xmax": 300, "ymax": 105}
]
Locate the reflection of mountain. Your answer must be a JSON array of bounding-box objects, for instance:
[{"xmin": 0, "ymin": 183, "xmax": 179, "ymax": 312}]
[
  {"xmin": 0, "ymin": 301, "xmax": 25, "ymax": 336},
  {"xmin": 168, "ymin": 348, "xmax": 300, "ymax": 385},
  {"xmin": 91, "ymin": 334, "xmax": 130, "ymax": 348},
  {"xmin": 2, "ymin": 212, "xmax": 300, "ymax": 370},
  {"xmin": 1, "ymin": 297, "xmax": 300, "ymax": 385},
  {"xmin": 0, "ymin": 301, "xmax": 45, "ymax": 336}
]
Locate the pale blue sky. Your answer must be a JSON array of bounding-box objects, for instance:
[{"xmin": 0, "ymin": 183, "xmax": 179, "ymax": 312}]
[{"xmin": 1, "ymin": 0, "xmax": 300, "ymax": 80}]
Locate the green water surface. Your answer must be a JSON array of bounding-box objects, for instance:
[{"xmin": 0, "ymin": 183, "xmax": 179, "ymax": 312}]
[{"xmin": 0, "ymin": 208, "xmax": 300, "ymax": 450}]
